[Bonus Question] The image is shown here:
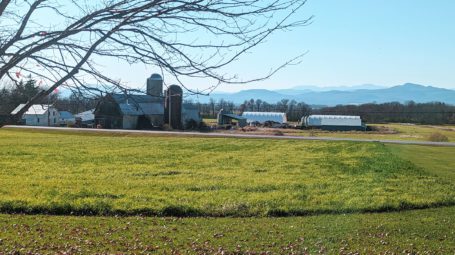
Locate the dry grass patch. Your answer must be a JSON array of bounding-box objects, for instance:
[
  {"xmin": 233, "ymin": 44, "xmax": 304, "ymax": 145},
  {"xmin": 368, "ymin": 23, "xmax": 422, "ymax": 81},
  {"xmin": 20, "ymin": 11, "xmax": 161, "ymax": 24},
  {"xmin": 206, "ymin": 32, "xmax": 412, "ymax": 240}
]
[{"xmin": 427, "ymin": 132, "xmax": 449, "ymax": 142}]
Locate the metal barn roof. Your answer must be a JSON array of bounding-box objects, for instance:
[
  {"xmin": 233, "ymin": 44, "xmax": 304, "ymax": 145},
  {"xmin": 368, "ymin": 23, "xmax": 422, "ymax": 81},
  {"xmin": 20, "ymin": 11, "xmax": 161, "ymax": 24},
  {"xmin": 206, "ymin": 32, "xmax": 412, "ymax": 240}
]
[
  {"xmin": 223, "ymin": 113, "xmax": 246, "ymax": 121},
  {"xmin": 111, "ymin": 94, "xmax": 162, "ymax": 104},
  {"xmin": 11, "ymin": 104, "xmax": 52, "ymax": 115},
  {"xmin": 308, "ymin": 115, "xmax": 361, "ymax": 119},
  {"xmin": 110, "ymin": 94, "xmax": 164, "ymax": 116},
  {"xmin": 118, "ymin": 102, "xmax": 164, "ymax": 116},
  {"xmin": 241, "ymin": 112, "xmax": 287, "ymax": 124},
  {"xmin": 75, "ymin": 109, "xmax": 95, "ymax": 121},
  {"xmin": 59, "ymin": 111, "xmax": 74, "ymax": 120}
]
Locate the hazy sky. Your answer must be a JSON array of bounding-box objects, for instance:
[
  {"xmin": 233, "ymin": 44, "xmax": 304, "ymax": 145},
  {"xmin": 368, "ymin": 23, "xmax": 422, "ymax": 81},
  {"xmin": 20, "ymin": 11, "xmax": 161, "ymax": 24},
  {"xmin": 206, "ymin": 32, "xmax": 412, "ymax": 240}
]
[{"xmin": 101, "ymin": 0, "xmax": 455, "ymax": 92}]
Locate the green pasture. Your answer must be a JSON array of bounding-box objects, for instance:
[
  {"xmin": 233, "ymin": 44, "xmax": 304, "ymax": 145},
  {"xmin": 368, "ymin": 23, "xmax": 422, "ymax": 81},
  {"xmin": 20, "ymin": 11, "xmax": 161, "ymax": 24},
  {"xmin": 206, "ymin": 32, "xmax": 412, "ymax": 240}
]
[
  {"xmin": 0, "ymin": 206, "xmax": 453, "ymax": 254},
  {"xmin": 0, "ymin": 128, "xmax": 453, "ymax": 216},
  {"xmin": 388, "ymin": 144, "xmax": 455, "ymax": 180},
  {"xmin": 0, "ymin": 128, "xmax": 454, "ymax": 253}
]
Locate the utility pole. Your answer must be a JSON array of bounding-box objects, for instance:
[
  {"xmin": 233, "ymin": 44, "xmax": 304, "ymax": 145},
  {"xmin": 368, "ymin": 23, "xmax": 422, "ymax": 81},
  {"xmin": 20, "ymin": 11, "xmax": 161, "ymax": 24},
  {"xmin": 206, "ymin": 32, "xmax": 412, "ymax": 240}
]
[
  {"xmin": 168, "ymin": 91, "xmax": 172, "ymax": 128},
  {"xmin": 47, "ymin": 95, "xmax": 50, "ymax": 126}
]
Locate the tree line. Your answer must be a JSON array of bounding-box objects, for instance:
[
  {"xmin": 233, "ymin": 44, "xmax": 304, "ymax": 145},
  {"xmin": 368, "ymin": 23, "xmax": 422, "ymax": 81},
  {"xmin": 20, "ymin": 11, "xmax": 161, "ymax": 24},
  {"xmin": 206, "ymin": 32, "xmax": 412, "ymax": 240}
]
[
  {"xmin": 2, "ymin": 83, "xmax": 455, "ymax": 125},
  {"xmin": 0, "ymin": 80, "xmax": 43, "ymax": 114},
  {"xmin": 0, "ymin": 81, "xmax": 96, "ymax": 115},
  {"xmin": 315, "ymin": 101, "xmax": 455, "ymax": 125},
  {"xmin": 187, "ymin": 98, "xmax": 312, "ymax": 122},
  {"xmin": 189, "ymin": 98, "xmax": 455, "ymax": 124}
]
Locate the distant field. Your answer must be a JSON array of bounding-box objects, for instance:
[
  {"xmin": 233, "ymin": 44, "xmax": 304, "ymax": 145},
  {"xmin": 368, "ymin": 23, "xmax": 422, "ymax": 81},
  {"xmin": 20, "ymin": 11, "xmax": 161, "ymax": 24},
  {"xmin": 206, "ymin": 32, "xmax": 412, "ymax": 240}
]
[
  {"xmin": 0, "ymin": 128, "xmax": 454, "ymax": 216},
  {"xmin": 365, "ymin": 123, "xmax": 454, "ymax": 141},
  {"xmin": 203, "ymin": 118, "xmax": 218, "ymax": 125},
  {"xmin": 225, "ymin": 123, "xmax": 455, "ymax": 142},
  {"xmin": 0, "ymin": 206, "xmax": 453, "ymax": 254}
]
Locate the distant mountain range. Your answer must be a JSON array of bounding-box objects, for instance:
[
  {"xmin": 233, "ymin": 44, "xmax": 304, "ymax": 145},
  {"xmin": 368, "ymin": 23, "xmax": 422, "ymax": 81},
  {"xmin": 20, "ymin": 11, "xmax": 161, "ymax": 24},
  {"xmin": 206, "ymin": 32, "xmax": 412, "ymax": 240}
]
[
  {"xmin": 188, "ymin": 83, "xmax": 455, "ymax": 106},
  {"xmin": 276, "ymin": 84, "xmax": 387, "ymax": 94}
]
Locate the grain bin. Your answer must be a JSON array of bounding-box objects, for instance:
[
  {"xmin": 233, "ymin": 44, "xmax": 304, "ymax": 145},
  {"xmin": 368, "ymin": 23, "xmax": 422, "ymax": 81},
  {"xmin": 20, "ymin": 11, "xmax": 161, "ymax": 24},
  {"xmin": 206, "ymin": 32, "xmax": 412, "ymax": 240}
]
[{"xmin": 146, "ymin": 73, "xmax": 163, "ymax": 97}]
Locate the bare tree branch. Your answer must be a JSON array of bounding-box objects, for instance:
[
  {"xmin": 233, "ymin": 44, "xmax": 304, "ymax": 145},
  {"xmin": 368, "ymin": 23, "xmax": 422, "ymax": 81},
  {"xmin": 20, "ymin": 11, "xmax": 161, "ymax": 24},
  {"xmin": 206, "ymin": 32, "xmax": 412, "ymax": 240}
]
[
  {"xmin": 0, "ymin": 0, "xmax": 311, "ymax": 123},
  {"xmin": 0, "ymin": 0, "xmax": 11, "ymax": 16}
]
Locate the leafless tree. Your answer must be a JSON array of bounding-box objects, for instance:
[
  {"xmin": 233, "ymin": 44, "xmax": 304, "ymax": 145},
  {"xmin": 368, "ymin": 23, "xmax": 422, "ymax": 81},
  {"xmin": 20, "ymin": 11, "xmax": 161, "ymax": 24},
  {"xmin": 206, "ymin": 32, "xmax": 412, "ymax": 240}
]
[{"xmin": 0, "ymin": 0, "xmax": 311, "ymax": 123}]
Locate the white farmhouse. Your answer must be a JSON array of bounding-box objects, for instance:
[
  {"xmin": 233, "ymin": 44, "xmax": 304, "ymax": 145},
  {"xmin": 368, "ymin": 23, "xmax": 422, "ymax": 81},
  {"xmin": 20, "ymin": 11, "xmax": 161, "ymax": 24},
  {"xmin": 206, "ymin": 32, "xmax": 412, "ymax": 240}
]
[{"xmin": 11, "ymin": 104, "xmax": 60, "ymax": 126}]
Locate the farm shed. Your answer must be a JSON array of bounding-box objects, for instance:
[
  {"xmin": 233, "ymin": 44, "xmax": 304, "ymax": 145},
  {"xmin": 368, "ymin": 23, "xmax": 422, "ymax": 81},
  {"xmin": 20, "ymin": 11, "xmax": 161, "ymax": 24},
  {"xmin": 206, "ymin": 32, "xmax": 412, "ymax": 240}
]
[
  {"xmin": 302, "ymin": 115, "xmax": 366, "ymax": 131},
  {"xmin": 182, "ymin": 103, "xmax": 202, "ymax": 128},
  {"xmin": 241, "ymin": 112, "xmax": 287, "ymax": 124},
  {"xmin": 11, "ymin": 104, "xmax": 60, "ymax": 126},
  {"xmin": 58, "ymin": 111, "xmax": 75, "ymax": 126},
  {"xmin": 217, "ymin": 109, "xmax": 247, "ymax": 127},
  {"xmin": 75, "ymin": 109, "xmax": 95, "ymax": 126}
]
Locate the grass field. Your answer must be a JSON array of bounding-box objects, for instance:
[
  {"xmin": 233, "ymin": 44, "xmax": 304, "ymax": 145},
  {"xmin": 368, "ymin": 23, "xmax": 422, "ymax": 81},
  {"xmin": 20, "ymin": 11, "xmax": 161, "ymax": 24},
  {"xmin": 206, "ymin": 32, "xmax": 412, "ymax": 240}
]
[
  {"xmin": 0, "ymin": 128, "xmax": 454, "ymax": 253},
  {"xmin": 0, "ymin": 207, "xmax": 453, "ymax": 254},
  {"xmin": 388, "ymin": 144, "xmax": 455, "ymax": 180},
  {"xmin": 0, "ymin": 128, "xmax": 454, "ymax": 216}
]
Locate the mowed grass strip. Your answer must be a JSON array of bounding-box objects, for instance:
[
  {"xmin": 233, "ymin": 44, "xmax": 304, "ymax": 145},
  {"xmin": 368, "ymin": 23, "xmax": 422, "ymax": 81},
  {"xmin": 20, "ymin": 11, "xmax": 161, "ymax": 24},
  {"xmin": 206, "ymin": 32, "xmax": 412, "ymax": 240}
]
[
  {"xmin": 0, "ymin": 207, "xmax": 453, "ymax": 254},
  {"xmin": 0, "ymin": 129, "xmax": 454, "ymax": 216},
  {"xmin": 387, "ymin": 144, "xmax": 455, "ymax": 181}
]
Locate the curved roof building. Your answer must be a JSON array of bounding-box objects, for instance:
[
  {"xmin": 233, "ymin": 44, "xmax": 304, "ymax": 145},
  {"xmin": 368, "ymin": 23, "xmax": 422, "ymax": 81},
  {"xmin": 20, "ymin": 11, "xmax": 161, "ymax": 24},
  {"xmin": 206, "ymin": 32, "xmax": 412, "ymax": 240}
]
[
  {"xmin": 241, "ymin": 112, "xmax": 287, "ymax": 124},
  {"xmin": 302, "ymin": 115, "xmax": 365, "ymax": 131}
]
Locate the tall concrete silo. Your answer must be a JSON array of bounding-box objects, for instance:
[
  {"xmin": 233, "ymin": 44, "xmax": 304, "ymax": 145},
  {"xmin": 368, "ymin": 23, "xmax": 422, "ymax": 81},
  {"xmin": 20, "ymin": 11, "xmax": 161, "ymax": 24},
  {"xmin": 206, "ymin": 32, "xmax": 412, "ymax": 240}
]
[
  {"xmin": 164, "ymin": 85, "xmax": 183, "ymax": 129},
  {"xmin": 147, "ymin": 73, "xmax": 163, "ymax": 97}
]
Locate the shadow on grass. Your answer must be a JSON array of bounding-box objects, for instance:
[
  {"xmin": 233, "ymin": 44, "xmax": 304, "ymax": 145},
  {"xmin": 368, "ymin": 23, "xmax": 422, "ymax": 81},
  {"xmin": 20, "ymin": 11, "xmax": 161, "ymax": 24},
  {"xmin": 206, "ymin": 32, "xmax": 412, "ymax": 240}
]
[{"xmin": 1, "ymin": 199, "xmax": 455, "ymax": 217}]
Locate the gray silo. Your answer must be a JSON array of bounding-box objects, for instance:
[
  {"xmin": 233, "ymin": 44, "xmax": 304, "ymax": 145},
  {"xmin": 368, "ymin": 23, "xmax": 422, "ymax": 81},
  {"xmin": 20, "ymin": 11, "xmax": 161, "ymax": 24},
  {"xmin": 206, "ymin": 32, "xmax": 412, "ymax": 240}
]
[
  {"xmin": 164, "ymin": 85, "xmax": 183, "ymax": 129},
  {"xmin": 147, "ymin": 73, "xmax": 163, "ymax": 97}
]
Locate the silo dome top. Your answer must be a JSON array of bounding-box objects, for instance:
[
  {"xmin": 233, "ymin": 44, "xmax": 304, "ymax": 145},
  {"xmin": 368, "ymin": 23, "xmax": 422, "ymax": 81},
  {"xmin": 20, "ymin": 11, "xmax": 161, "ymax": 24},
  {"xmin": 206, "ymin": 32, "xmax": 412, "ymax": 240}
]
[
  {"xmin": 168, "ymin": 84, "xmax": 183, "ymax": 93},
  {"xmin": 149, "ymin": 73, "xmax": 163, "ymax": 80}
]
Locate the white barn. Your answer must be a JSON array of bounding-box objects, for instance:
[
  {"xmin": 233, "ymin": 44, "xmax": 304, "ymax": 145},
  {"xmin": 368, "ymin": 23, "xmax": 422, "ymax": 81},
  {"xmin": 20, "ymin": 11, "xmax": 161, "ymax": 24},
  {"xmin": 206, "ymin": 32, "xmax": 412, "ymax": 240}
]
[
  {"xmin": 241, "ymin": 112, "xmax": 287, "ymax": 124},
  {"xmin": 11, "ymin": 104, "xmax": 60, "ymax": 126}
]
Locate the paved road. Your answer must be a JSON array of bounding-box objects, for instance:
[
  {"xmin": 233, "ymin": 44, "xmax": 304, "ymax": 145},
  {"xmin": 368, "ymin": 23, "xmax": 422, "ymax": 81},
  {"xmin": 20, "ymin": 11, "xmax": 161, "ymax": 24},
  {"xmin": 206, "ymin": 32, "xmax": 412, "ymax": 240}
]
[{"xmin": 3, "ymin": 125, "xmax": 455, "ymax": 147}]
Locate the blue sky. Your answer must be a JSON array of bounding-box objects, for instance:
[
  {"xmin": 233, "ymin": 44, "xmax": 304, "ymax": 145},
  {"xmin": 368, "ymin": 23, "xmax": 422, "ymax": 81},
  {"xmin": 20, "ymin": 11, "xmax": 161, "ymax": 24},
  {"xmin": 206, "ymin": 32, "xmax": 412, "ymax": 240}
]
[{"xmin": 103, "ymin": 0, "xmax": 455, "ymax": 92}]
